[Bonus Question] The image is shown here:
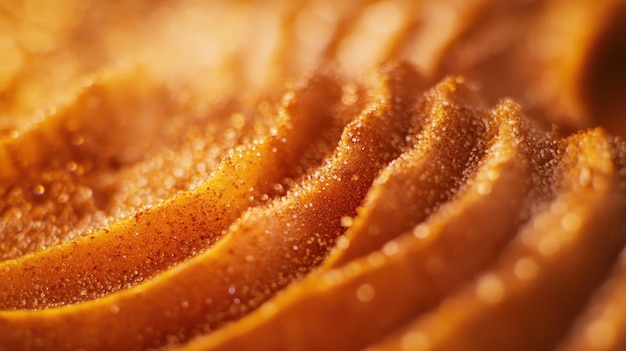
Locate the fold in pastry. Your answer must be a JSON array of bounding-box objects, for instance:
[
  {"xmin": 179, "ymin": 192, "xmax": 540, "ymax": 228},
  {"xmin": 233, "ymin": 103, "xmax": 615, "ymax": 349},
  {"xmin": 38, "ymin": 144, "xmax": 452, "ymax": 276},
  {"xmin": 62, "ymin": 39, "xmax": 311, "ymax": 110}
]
[{"xmin": 0, "ymin": 1, "xmax": 625, "ymax": 351}]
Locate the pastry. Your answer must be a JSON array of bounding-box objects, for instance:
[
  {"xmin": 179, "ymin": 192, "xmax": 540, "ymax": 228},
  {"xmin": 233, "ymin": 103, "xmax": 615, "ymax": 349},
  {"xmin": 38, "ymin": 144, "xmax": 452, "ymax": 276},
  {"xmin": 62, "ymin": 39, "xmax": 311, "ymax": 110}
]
[{"xmin": 0, "ymin": 1, "xmax": 625, "ymax": 350}]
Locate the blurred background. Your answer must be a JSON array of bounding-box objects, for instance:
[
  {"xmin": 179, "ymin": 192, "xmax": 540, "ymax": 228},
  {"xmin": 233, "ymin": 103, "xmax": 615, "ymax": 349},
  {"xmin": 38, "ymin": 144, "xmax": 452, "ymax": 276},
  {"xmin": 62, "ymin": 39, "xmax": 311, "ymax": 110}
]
[{"xmin": 0, "ymin": 0, "xmax": 625, "ymax": 136}]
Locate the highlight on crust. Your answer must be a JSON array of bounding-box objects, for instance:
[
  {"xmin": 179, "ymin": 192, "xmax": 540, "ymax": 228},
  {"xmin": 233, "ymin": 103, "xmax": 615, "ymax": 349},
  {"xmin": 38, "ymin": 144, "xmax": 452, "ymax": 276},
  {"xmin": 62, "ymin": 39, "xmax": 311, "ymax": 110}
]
[{"xmin": 0, "ymin": 1, "xmax": 625, "ymax": 351}]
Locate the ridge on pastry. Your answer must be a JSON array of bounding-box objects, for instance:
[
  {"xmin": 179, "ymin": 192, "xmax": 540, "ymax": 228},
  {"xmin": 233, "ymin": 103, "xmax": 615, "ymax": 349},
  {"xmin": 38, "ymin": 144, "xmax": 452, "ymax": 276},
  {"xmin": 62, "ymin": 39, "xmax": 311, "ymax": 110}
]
[{"xmin": 0, "ymin": 1, "xmax": 625, "ymax": 351}]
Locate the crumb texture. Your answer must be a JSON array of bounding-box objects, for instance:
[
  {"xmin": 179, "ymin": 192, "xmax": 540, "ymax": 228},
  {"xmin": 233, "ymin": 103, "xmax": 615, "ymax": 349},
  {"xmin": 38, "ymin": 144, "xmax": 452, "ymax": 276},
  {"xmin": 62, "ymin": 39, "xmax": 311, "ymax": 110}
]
[{"xmin": 0, "ymin": 1, "xmax": 625, "ymax": 351}]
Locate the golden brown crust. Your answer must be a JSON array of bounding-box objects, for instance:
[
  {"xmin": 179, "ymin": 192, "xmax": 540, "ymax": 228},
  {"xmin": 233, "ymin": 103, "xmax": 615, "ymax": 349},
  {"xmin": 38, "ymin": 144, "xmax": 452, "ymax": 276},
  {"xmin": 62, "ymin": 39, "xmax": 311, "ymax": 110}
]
[{"xmin": 0, "ymin": 1, "xmax": 626, "ymax": 351}]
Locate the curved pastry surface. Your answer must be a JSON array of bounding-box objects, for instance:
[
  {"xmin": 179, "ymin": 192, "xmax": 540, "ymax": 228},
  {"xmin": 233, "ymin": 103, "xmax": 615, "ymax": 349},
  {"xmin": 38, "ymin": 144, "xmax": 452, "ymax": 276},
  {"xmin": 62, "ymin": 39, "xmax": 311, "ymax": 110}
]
[{"xmin": 0, "ymin": 1, "xmax": 626, "ymax": 351}]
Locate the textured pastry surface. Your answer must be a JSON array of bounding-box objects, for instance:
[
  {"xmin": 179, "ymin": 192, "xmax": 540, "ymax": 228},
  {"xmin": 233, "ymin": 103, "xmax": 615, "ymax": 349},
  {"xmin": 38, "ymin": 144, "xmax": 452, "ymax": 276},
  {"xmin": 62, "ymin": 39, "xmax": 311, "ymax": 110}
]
[{"xmin": 0, "ymin": 1, "xmax": 625, "ymax": 350}]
